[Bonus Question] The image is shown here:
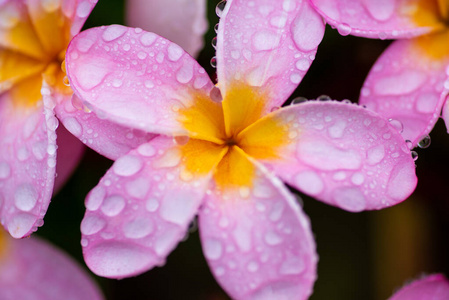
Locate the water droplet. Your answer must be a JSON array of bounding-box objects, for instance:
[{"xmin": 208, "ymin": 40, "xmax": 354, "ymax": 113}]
[
  {"xmin": 264, "ymin": 231, "xmax": 283, "ymax": 245},
  {"xmin": 210, "ymin": 56, "xmax": 217, "ymax": 68},
  {"xmin": 123, "ymin": 218, "xmax": 154, "ymax": 239},
  {"xmin": 214, "ymin": 23, "xmax": 219, "ymax": 33},
  {"xmin": 81, "ymin": 215, "xmax": 106, "ymax": 235},
  {"xmin": 146, "ymin": 198, "xmax": 159, "ymax": 212},
  {"xmin": 247, "ymin": 261, "xmax": 259, "ymax": 272},
  {"xmin": 290, "ymin": 97, "xmax": 308, "ymax": 105},
  {"xmin": 270, "ymin": 106, "xmax": 280, "ymax": 112},
  {"xmin": 378, "ymin": 31, "xmax": 387, "ymax": 40},
  {"xmin": 211, "ymin": 37, "xmax": 218, "ymax": 49},
  {"xmin": 388, "ymin": 118, "xmax": 404, "ymax": 133},
  {"xmin": 411, "ymin": 150, "xmax": 418, "ymax": 161},
  {"xmin": 405, "ymin": 140, "xmax": 413, "ymax": 149},
  {"xmin": 14, "ymin": 184, "xmax": 38, "ymax": 211},
  {"xmin": 101, "ymin": 195, "xmax": 126, "ymax": 217},
  {"xmin": 61, "ymin": 60, "xmax": 66, "ymax": 73},
  {"xmin": 317, "ymin": 95, "xmax": 331, "ymax": 101},
  {"xmin": 113, "ymin": 155, "xmax": 143, "ymax": 177},
  {"xmin": 209, "ymin": 86, "xmax": 223, "ymax": 102},
  {"xmin": 342, "ymin": 99, "xmax": 352, "ymax": 104},
  {"xmin": 203, "ymin": 239, "xmax": 223, "ymax": 260},
  {"xmin": 167, "ymin": 43, "xmax": 183, "ymax": 61},
  {"xmin": 337, "ymin": 23, "xmax": 352, "ymax": 36},
  {"xmin": 417, "ymin": 135, "xmax": 431, "ymax": 149},
  {"xmin": 102, "ymin": 25, "xmax": 127, "ymax": 42},
  {"xmin": 62, "ymin": 76, "xmax": 70, "ymax": 86},
  {"xmin": 216, "ymin": 0, "xmax": 227, "ymax": 17},
  {"xmin": 174, "ymin": 135, "xmax": 189, "ymax": 145}
]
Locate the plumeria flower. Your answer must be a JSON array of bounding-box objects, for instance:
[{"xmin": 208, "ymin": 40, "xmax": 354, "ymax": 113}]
[
  {"xmin": 126, "ymin": 0, "xmax": 208, "ymax": 58},
  {"xmin": 309, "ymin": 0, "xmax": 449, "ymax": 147},
  {"xmin": 389, "ymin": 274, "xmax": 449, "ymax": 300},
  {"xmin": 0, "ymin": 0, "xmax": 98, "ymax": 238},
  {"xmin": 65, "ymin": 0, "xmax": 417, "ymax": 298},
  {"xmin": 0, "ymin": 228, "xmax": 103, "ymax": 299}
]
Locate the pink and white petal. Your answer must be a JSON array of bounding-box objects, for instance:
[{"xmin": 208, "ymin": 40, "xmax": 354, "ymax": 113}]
[
  {"xmin": 125, "ymin": 0, "xmax": 207, "ymax": 58},
  {"xmin": 66, "ymin": 25, "xmax": 215, "ymax": 136},
  {"xmin": 389, "ymin": 274, "xmax": 449, "ymax": 300},
  {"xmin": 216, "ymin": 0, "xmax": 324, "ymax": 110},
  {"xmin": 0, "ymin": 89, "xmax": 57, "ymax": 238},
  {"xmin": 309, "ymin": 0, "xmax": 441, "ymax": 39},
  {"xmin": 360, "ymin": 38, "xmax": 449, "ymax": 146},
  {"xmin": 55, "ymin": 94, "xmax": 155, "ymax": 161},
  {"xmin": 0, "ymin": 234, "xmax": 103, "ymax": 300},
  {"xmin": 199, "ymin": 157, "xmax": 317, "ymax": 300},
  {"xmin": 81, "ymin": 136, "xmax": 211, "ymax": 278},
  {"xmin": 243, "ymin": 101, "xmax": 417, "ymax": 212},
  {"xmin": 440, "ymin": 89, "xmax": 449, "ymax": 131},
  {"xmin": 53, "ymin": 124, "xmax": 85, "ymax": 193},
  {"xmin": 62, "ymin": 0, "xmax": 98, "ymax": 37}
]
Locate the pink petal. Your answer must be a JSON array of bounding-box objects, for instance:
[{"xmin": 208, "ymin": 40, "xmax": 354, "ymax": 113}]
[
  {"xmin": 246, "ymin": 101, "xmax": 417, "ymax": 212},
  {"xmin": 359, "ymin": 39, "xmax": 449, "ymax": 146},
  {"xmin": 199, "ymin": 156, "xmax": 317, "ymax": 300},
  {"xmin": 389, "ymin": 274, "xmax": 449, "ymax": 300},
  {"xmin": 216, "ymin": 0, "xmax": 324, "ymax": 110},
  {"xmin": 63, "ymin": 0, "xmax": 98, "ymax": 37},
  {"xmin": 125, "ymin": 0, "xmax": 207, "ymax": 58},
  {"xmin": 0, "ymin": 233, "xmax": 103, "ymax": 300},
  {"xmin": 66, "ymin": 25, "xmax": 215, "ymax": 136},
  {"xmin": 53, "ymin": 123, "xmax": 85, "ymax": 193},
  {"xmin": 309, "ymin": 0, "xmax": 439, "ymax": 39},
  {"xmin": 55, "ymin": 94, "xmax": 155, "ymax": 160},
  {"xmin": 81, "ymin": 136, "xmax": 210, "ymax": 278},
  {"xmin": 0, "ymin": 90, "xmax": 57, "ymax": 238}
]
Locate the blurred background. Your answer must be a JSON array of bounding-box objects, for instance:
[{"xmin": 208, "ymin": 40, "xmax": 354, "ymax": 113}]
[{"xmin": 35, "ymin": 0, "xmax": 449, "ymax": 299}]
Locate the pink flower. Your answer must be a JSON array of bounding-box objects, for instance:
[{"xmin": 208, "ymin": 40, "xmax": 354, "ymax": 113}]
[
  {"xmin": 0, "ymin": 228, "xmax": 103, "ymax": 299},
  {"xmin": 309, "ymin": 0, "xmax": 449, "ymax": 147},
  {"xmin": 389, "ymin": 274, "xmax": 449, "ymax": 300},
  {"xmin": 65, "ymin": 0, "xmax": 417, "ymax": 298},
  {"xmin": 0, "ymin": 0, "xmax": 97, "ymax": 238},
  {"xmin": 125, "ymin": 0, "xmax": 208, "ymax": 58}
]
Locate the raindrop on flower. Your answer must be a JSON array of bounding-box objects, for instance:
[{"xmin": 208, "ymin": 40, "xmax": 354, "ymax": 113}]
[
  {"xmin": 214, "ymin": 23, "xmax": 219, "ymax": 33},
  {"xmin": 417, "ymin": 135, "xmax": 431, "ymax": 149},
  {"xmin": 411, "ymin": 150, "xmax": 418, "ymax": 161},
  {"xmin": 270, "ymin": 106, "xmax": 280, "ymax": 112},
  {"xmin": 211, "ymin": 37, "xmax": 218, "ymax": 49},
  {"xmin": 290, "ymin": 97, "xmax": 308, "ymax": 105},
  {"xmin": 173, "ymin": 135, "xmax": 190, "ymax": 146},
  {"xmin": 216, "ymin": 0, "xmax": 227, "ymax": 17},
  {"xmin": 388, "ymin": 118, "xmax": 404, "ymax": 133},
  {"xmin": 317, "ymin": 95, "xmax": 331, "ymax": 101},
  {"xmin": 210, "ymin": 86, "xmax": 223, "ymax": 102},
  {"xmin": 337, "ymin": 23, "xmax": 352, "ymax": 36},
  {"xmin": 405, "ymin": 140, "xmax": 413, "ymax": 149},
  {"xmin": 342, "ymin": 99, "xmax": 352, "ymax": 104},
  {"xmin": 63, "ymin": 76, "xmax": 70, "ymax": 86},
  {"xmin": 210, "ymin": 56, "xmax": 217, "ymax": 68}
]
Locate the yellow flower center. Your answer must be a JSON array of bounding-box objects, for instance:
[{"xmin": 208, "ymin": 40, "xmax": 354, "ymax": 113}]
[
  {"xmin": 408, "ymin": 0, "xmax": 449, "ymax": 60},
  {"xmin": 0, "ymin": 1, "xmax": 72, "ymax": 108},
  {"xmin": 179, "ymin": 83, "xmax": 288, "ymax": 189}
]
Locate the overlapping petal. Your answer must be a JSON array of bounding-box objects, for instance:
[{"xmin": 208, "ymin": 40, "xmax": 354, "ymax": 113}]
[
  {"xmin": 239, "ymin": 101, "xmax": 417, "ymax": 212},
  {"xmin": 0, "ymin": 231, "xmax": 103, "ymax": 300},
  {"xmin": 389, "ymin": 274, "xmax": 449, "ymax": 300},
  {"xmin": 55, "ymin": 95, "xmax": 155, "ymax": 160},
  {"xmin": 199, "ymin": 152, "xmax": 316, "ymax": 300},
  {"xmin": 66, "ymin": 25, "xmax": 215, "ymax": 136},
  {"xmin": 309, "ymin": 0, "xmax": 443, "ymax": 39},
  {"xmin": 125, "ymin": 0, "xmax": 207, "ymax": 58},
  {"xmin": 359, "ymin": 36, "xmax": 449, "ymax": 146},
  {"xmin": 0, "ymin": 88, "xmax": 57, "ymax": 238},
  {"xmin": 81, "ymin": 136, "xmax": 220, "ymax": 278},
  {"xmin": 216, "ymin": 0, "xmax": 325, "ymax": 110}
]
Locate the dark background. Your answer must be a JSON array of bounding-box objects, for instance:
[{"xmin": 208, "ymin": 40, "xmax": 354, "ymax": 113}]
[{"xmin": 36, "ymin": 1, "xmax": 449, "ymax": 299}]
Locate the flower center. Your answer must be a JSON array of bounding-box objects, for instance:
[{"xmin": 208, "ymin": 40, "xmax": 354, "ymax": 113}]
[{"xmin": 179, "ymin": 83, "xmax": 288, "ymax": 188}]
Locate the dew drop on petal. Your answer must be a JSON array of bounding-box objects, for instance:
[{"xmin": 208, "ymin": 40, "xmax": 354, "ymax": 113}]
[
  {"xmin": 210, "ymin": 56, "xmax": 217, "ymax": 68},
  {"xmin": 81, "ymin": 215, "xmax": 106, "ymax": 235},
  {"xmin": 388, "ymin": 118, "xmax": 404, "ymax": 133},
  {"xmin": 405, "ymin": 140, "xmax": 413, "ymax": 149},
  {"xmin": 86, "ymin": 186, "xmax": 106, "ymax": 211},
  {"xmin": 337, "ymin": 23, "xmax": 352, "ymax": 36},
  {"xmin": 290, "ymin": 97, "xmax": 308, "ymax": 105},
  {"xmin": 101, "ymin": 195, "xmax": 126, "ymax": 217},
  {"xmin": 417, "ymin": 135, "xmax": 431, "ymax": 149},
  {"xmin": 0, "ymin": 162, "xmax": 11, "ymax": 179},
  {"xmin": 317, "ymin": 95, "xmax": 331, "ymax": 101},
  {"xmin": 113, "ymin": 155, "xmax": 143, "ymax": 177},
  {"xmin": 14, "ymin": 184, "xmax": 38, "ymax": 212},
  {"xmin": 216, "ymin": 0, "xmax": 227, "ymax": 17},
  {"xmin": 123, "ymin": 218, "xmax": 154, "ymax": 239},
  {"xmin": 145, "ymin": 198, "xmax": 159, "ymax": 212},
  {"xmin": 102, "ymin": 25, "xmax": 127, "ymax": 42},
  {"xmin": 411, "ymin": 150, "xmax": 418, "ymax": 161}
]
